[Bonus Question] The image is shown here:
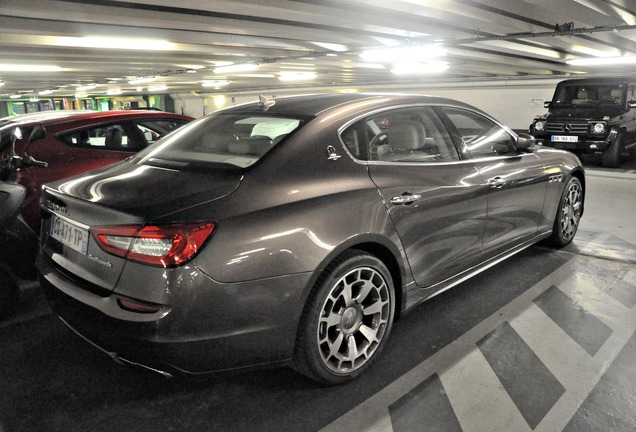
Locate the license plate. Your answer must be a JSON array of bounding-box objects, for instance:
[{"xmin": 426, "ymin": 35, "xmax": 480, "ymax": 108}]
[
  {"xmin": 551, "ymin": 135, "xmax": 578, "ymax": 142},
  {"xmin": 50, "ymin": 215, "xmax": 89, "ymax": 255}
]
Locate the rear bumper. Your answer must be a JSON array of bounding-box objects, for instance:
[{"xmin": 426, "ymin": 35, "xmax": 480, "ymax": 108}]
[{"xmin": 38, "ymin": 254, "xmax": 313, "ymax": 375}]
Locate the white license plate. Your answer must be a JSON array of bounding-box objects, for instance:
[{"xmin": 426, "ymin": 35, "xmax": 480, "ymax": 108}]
[
  {"xmin": 551, "ymin": 135, "xmax": 578, "ymax": 142},
  {"xmin": 50, "ymin": 215, "xmax": 89, "ymax": 255}
]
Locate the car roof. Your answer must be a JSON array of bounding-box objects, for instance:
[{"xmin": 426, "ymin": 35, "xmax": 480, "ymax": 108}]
[
  {"xmin": 557, "ymin": 76, "xmax": 635, "ymax": 86},
  {"xmin": 0, "ymin": 110, "xmax": 192, "ymax": 129},
  {"xmin": 219, "ymin": 93, "xmax": 478, "ymax": 118}
]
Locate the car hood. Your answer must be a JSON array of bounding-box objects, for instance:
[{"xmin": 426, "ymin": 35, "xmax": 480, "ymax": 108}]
[
  {"xmin": 546, "ymin": 105, "xmax": 627, "ymax": 120},
  {"xmin": 47, "ymin": 160, "xmax": 242, "ymax": 221}
]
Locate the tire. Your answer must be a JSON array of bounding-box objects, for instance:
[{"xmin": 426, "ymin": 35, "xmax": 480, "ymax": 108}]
[
  {"xmin": 602, "ymin": 132, "xmax": 623, "ymax": 168},
  {"xmin": 294, "ymin": 251, "xmax": 395, "ymax": 385},
  {"xmin": 547, "ymin": 176, "xmax": 583, "ymax": 247}
]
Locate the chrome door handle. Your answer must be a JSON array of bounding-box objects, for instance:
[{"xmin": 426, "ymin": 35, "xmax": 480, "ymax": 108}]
[
  {"xmin": 391, "ymin": 193, "xmax": 421, "ymax": 205},
  {"xmin": 488, "ymin": 176, "xmax": 506, "ymax": 188}
]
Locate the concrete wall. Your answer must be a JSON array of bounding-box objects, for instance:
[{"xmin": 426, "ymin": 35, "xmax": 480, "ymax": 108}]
[{"xmin": 171, "ymin": 77, "xmax": 563, "ymax": 130}]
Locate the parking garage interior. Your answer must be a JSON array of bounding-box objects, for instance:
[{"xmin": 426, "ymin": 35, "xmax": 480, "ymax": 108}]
[{"xmin": 1, "ymin": 1, "xmax": 636, "ymax": 431}]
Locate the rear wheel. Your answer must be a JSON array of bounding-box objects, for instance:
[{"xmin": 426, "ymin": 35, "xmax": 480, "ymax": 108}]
[
  {"xmin": 547, "ymin": 177, "xmax": 583, "ymax": 247},
  {"xmin": 294, "ymin": 251, "xmax": 395, "ymax": 384},
  {"xmin": 602, "ymin": 132, "xmax": 623, "ymax": 168}
]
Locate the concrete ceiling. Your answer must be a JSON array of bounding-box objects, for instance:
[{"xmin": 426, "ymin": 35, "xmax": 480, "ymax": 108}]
[{"xmin": 2, "ymin": 0, "xmax": 636, "ymax": 99}]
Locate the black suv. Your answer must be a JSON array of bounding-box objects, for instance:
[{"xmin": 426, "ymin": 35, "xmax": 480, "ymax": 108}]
[{"xmin": 529, "ymin": 77, "xmax": 636, "ymax": 167}]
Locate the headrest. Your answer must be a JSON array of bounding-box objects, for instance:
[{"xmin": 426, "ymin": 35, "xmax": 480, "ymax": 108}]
[
  {"xmin": 228, "ymin": 136, "xmax": 271, "ymax": 156},
  {"xmin": 104, "ymin": 127, "xmax": 122, "ymax": 147},
  {"xmin": 388, "ymin": 120, "xmax": 426, "ymax": 150},
  {"xmin": 577, "ymin": 90, "xmax": 589, "ymax": 99}
]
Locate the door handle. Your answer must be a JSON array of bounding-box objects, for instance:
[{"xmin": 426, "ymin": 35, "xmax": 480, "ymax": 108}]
[
  {"xmin": 391, "ymin": 193, "xmax": 421, "ymax": 205},
  {"xmin": 488, "ymin": 176, "xmax": 506, "ymax": 188}
]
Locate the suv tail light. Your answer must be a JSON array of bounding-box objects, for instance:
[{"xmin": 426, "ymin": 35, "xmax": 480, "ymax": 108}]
[{"xmin": 92, "ymin": 222, "xmax": 215, "ymax": 267}]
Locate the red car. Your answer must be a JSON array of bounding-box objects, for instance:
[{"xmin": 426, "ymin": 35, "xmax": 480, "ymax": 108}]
[
  {"xmin": 0, "ymin": 110, "xmax": 192, "ymax": 317},
  {"xmin": 0, "ymin": 110, "xmax": 193, "ymax": 232}
]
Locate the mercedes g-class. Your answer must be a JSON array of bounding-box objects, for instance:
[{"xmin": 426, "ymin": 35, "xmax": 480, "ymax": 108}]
[{"xmin": 530, "ymin": 77, "xmax": 636, "ymax": 167}]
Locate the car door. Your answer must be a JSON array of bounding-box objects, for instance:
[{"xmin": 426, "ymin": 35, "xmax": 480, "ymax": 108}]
[
  {"xmin": 345, "ymin": 106, "xmax": 489, "ymax": 289},
  {"xmin": 436, "ymin": 106, "xmax": 548, "ymax": 258}
]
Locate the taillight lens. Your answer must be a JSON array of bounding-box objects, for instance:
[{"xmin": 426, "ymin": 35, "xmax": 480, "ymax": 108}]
[{"xmin": 92, "ymin": 222, "xmax": 215, "ymax": 267}]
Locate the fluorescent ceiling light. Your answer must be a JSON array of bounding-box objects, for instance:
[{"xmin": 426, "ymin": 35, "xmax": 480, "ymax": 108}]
[
  {"xmin": 213, "ymin": 63, "xmax": 259, "ymax": 73},
  {"xmin": 10, "ymin": 94, "xmax": 21, "ymax": 99},
  {"xmin": 57, "ymin": 36, "xmax": 175, "ymax": 51},
  {"xmin": 0, "ymin": 64, "xmax": 63, "ymax": 72},
  {"xmin": 567, "ymin": 56, "xmax": 636, "ymax": 66},
  {"xmin": 106, "ymin": 89, "xmax": 123, "ymax": 95},
  {"xmin": 128, "ymin": 76, "xmax": 157, "ymax": 84},
  {"xmin": 311, "ymin": 42, "xmax": 348, "ymax": 52},
  {"xmin": 75, "ymin": 93, "xmax": 88, "ymax": 98},
  {"xmin": 202, "ymin": 80, "xmax": 230, "ymax": 87},
  {"xmin": 391, "ymin": 61, "xmax": 449, "ymax": 75},
  {"xmin": 39, "ymin": 90, "xmax": 53, "ymax": 95},
  {"xmin": 360, "ymin": 45, "xmax": 446, "ymax": 62},
  {"xmin": 147, "ymin": 85, "xmax": 168, "ymax": 92},
  {"xmin": 76, "ymin": 84, "xmax": 97, "ymax": 91},
  {"xmin": 0, "ymin": 81, "xmax": 4, "ymax": 87},
  {"xmin": 278, "ymin": 71, "xmax": 317, "ymax": 82}
]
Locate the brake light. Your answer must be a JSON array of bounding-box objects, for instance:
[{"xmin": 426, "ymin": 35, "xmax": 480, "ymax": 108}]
[{"xmin": 92, "ymin": 222, "xmax": 215, "ymax": 267}]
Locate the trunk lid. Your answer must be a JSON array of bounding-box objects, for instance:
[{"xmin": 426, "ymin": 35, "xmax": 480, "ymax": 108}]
[{"xmin": 40, "ymin": 159, "xmax": 242, "ymax": 292}]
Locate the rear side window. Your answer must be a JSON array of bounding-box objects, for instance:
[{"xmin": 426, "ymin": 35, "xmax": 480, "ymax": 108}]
[{"xmin": 341, "ymin": 106, "xmax": 459, "ymax": 163}]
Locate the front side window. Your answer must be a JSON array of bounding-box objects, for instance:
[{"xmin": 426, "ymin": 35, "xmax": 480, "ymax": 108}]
[
  {"xmin": 135, "ymin": 113, "xmax": 305, "ymax": 169},
  {"xmin": 136, "ymin": 119, "xmax": 190, "ymax": 145},
  {"xmin": 438, "ymin": 107, "xmax": 516, "ymax": 158},
  {"xmin": 341, "ymin": 107, "xmax": 459, "ymax": 163}
]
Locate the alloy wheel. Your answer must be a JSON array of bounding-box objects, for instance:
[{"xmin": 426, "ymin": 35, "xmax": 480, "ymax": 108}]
[
  {"xmin": 316, "ymin": 266, "xmax": 391, "ymax": 374},
  {"xmin": 559, "ymin": 180, "xmax": 582, "ymax": 241}
]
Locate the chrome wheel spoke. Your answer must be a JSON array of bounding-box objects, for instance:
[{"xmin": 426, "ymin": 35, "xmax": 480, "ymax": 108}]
[
  {"xmin": 359, "ymin": 324, "xmax": 379, "ymax": 344},
  {"xmin": 317, "ymin": 265, "xmax": 391, "ymax": 374},
  {"xmin": 362, "ymin": 297, "xmax": 386, "ymax": 316}
]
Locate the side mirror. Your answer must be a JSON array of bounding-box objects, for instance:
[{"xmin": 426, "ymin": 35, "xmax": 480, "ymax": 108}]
[
  {"xmin": 10, "ymin": 127, "xmax": 22, "ymax": 157},
  {"xmin": 516, "ymin": 133, "xmax": 537, "ymax": 153},
  {"xmin": 543, "ymin": 101, "xmax": 552, "ymax": 108},
  {"xmin": 629, "ymin": 100, "xmax": 636, "ymax": 109}
]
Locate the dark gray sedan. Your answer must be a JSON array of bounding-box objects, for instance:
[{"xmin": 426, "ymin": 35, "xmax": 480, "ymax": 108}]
[{"xmin": 38, "ymin": 94, "xmax": 584, "ymax": 384}]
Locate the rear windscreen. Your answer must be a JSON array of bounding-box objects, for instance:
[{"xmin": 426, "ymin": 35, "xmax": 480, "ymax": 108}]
[{"xmin": 135, "ymin": 113, "xmax": 304, "ymax": 169}]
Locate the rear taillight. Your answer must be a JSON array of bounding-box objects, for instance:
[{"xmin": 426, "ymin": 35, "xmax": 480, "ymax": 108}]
[{"xmin": 92, "ymin": 222, "xmax": 215, "ymax": 267}]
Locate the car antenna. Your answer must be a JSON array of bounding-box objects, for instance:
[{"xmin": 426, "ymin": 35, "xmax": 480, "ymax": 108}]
[{"xmin": 258, "ymin": 94, "xmax": 276, "ymax": 111}]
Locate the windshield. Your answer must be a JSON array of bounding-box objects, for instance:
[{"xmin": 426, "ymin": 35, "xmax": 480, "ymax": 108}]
[
  {"xmin": 134, "ymin": 112, "xmax": 305, "ymax": 169},
  {"xmin": 552, "ymin": 83, "xmax": 626, "ymax": 107}
]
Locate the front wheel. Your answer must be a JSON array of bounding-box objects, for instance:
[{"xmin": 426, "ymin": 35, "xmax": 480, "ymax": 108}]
[
  {"xmin": 294, "ymin": 251, "xmax": 395, "ymax": 384},
  {"xmin": 547, "ymin": 176, "xmax": 583, "ymax": 247},
  {"xmin": 602, "ymin": 132, "xmax": 623, "ymax": 168}
]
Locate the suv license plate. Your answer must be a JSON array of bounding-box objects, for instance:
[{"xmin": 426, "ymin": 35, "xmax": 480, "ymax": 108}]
[
  {"xmin": 50, "ymin": 215, "xmax": 89, "ymax": 255},
  {"xmin": 551, "ymin": 135, "xmax": 578, "ymax": 142}
]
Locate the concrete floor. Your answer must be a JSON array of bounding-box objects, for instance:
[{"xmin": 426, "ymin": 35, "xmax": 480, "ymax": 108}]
[{"xmin": 0, "ymin": 158, "xmax": 635, "ymax": 432}]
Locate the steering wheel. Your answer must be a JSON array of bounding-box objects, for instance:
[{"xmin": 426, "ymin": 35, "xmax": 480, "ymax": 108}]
[{"xmin": 368, "ymin": 131, "xmax": 389, "ymax": 158}]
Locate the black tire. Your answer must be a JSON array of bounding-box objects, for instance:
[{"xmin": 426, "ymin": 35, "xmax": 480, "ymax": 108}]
[
  {"xmin": 294, "ymin": 251, "xmax": 395, "ymax": 385},
  {"xmin": 602, "ymin": 132, "xmax": 623, "ymax": 168},
  {"xmin": 547, "ymin": 176, "xmax": 583, "ymax": 247}
]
